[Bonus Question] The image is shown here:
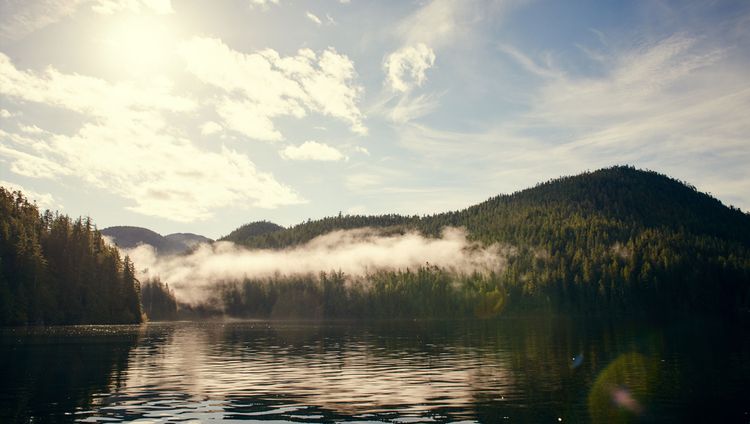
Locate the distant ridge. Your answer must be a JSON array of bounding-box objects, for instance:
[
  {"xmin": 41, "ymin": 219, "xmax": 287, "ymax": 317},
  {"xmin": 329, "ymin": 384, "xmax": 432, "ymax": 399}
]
[{"xmin": 102, "ymin": 226, "xmax": 212, "ymax": 255}]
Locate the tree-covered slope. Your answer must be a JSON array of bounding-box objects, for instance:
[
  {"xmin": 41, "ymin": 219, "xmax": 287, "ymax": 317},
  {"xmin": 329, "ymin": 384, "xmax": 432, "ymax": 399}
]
[
  {"xmin": 0, "ymin": 187, "xmax": 143, "ymax": 325},
  {"xmin": 431, "ymin": 165, "xmax": 750, "ymax": 247},
  {"xmin": 222, "ymin": 166, "xmax": 750, "ymax": 315},
  {"xmin": 220, "ymin": 220, "xmax": 286, "ymax": 247},
  {"xmin": 230, "ymin": 166, "xmax": 750, "ymax": 250}
]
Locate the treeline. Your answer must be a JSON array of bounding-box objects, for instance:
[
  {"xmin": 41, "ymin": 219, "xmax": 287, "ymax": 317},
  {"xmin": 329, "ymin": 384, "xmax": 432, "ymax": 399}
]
[
  {"xmin": 214, "ymin": 167, "xmax": 750, "ymax": 317},
  {"xmin": 140, "ymin": 278, "xmax": 178, "ymax": 321},
  {"xmin": 220, "ymin": 215, "xmax": 417, "ymax": 248},
  {"xmin": 210, "ymin": 269, "xmax": 506, "ymax": 320},
  {"xmin": 0, "ymin": 187, "xmax": 142, "ymax": 325}
]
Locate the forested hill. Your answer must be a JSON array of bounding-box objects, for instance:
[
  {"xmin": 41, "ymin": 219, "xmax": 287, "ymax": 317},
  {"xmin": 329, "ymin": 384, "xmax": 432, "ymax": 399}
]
[
  {"xmin": 229, "ymin": 166, "xmax": 750, "ymax": 250},
  {"xmin": 440, "ymin": 166, "xmax": 750, "ymax": 247},
  {"xmin": 223, "ymin": 166, "xmax": 750, "ymax": 315},
  {"xmin": 220, "ymin": 221, "xmax": 285, "ymax": 246},
  {"xmin": 0, "ymin": 188, "xmax": 142, "ymax": 325}
]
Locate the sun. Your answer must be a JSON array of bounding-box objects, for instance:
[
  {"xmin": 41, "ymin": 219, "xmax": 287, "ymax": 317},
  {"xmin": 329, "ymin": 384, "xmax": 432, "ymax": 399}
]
[{"xmin": 100, "ymin": 15, "xmax": 176, "ymax": 78}]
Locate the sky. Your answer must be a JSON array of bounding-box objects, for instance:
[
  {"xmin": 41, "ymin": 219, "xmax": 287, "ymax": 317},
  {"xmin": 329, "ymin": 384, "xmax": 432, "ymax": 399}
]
[{"xmin": 1, "ymin": 0, "xmax": 749, "ymax": 239}]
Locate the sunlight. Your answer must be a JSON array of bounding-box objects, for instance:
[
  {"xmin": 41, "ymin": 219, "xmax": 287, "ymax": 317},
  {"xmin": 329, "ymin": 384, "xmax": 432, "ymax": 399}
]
[{"xmin": 100, "ymin": 15, "xmax": 176, "ymax": 77}]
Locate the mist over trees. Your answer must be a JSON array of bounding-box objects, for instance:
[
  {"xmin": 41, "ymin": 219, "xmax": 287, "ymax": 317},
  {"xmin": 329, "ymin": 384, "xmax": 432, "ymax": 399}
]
[
  {"xmin": 0, "ymin": 187, "xmax": 142, "ymax": 325},
  {"xmin": 207, "ymin": 166, "xmax": 750, "ymax": 318},
  {"xmin": 2, "ymin": 166, "xmax": 749, "ymax": 324}
]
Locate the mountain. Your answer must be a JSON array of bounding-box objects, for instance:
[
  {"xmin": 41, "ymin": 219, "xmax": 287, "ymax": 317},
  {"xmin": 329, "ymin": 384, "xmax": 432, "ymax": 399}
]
[
  {"xmin": 229, "ymin": 166, "xmax": 750, "ymax": 249},
  {"xmin": 165, "ymin": 233, "xmax": 213, "ymax": 249},
  {"xmin": 101, "ymin": 226, "xmax": 212, "ymax": 255},
  {"xmin": 220, "ymin": 166, "xmax": 750, "ymax": 316}
]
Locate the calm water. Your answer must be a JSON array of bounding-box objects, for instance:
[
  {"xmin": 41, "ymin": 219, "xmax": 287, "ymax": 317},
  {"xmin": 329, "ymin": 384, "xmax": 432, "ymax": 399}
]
[{"xmin": 1, "ymin": 317, "xmax": 748, "ymax": 423}]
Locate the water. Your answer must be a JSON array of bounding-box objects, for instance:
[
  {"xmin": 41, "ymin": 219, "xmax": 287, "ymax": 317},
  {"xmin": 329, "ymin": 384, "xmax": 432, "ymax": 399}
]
[{"xmin": 1, "ymin": 317, "xmax": 748, "ymax": 423}]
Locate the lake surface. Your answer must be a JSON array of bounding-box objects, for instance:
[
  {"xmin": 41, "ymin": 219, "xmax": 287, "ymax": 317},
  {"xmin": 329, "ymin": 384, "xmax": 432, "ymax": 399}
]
[{"xmin": 1, "ymin": 317, "xmax": 748, "ymax": 423}]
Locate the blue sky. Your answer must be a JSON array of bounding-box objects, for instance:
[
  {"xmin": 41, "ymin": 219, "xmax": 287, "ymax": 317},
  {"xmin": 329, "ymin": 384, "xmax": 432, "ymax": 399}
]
[{"xmin": 1, "ymin": 0, "xmax": 749, "ymax": 238}]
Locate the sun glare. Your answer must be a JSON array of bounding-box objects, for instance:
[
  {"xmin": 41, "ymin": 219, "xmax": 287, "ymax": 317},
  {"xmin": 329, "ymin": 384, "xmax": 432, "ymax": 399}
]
[{"xmin": 101, "ymin": 16, "xmax": 176, "ymax": 77}]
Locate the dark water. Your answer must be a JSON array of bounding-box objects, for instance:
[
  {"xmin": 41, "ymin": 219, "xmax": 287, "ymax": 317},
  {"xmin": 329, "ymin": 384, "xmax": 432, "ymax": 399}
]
[{"xmin": 1, "ymin": 317, "xmax": 748, "ymax": 423}]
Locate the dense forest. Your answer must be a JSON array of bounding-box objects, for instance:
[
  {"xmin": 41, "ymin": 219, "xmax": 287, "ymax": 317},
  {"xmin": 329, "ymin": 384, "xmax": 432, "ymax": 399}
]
[
  {"xmin": 0, "ymin": 187, "xmax": 143, "ymax": 325},
  {"xmin": 140, "ymin": 278, "xmax": 178, "ymax": 321},
  {"xmin": 3, "ymin": 166, "xmax": 749, "ymax": 323},
  {"xmin": 211, "ymin": 166, "xmax": 750, "ymax": 318}
]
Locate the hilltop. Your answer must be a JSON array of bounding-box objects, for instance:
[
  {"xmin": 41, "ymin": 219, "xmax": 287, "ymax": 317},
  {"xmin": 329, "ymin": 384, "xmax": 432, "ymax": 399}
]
[
  {"xmin": 228, "ymin": 166, "xmax": 750, "ymax": 250},
  {"xmin": 218, "ymin": 166, "xmax": 750, "ymax": 316},
  {"xmin": 101, "ymin": 226, "xmax": 212, "ymax": 255}
]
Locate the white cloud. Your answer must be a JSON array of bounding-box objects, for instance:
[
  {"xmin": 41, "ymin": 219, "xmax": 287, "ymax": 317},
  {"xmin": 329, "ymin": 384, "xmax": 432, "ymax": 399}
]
[
  {"xmin": 280, "ymin": 141, "xmax": 346, "ymax": 161},
  {"xmin": 353, "ymin": 146, "xmax": 370, "ymax": 156},
  {"xmin": 306, "ymin": 11, "xmax": 322, "ymax": 25},
  {"xmin": 249, "ymin": 0, "xmax": 279, "ymax": 9},
  {"xmin": 0, "ymin": 109, "xmax": 13, "ymax": 118},
  {"xmin": 0, "ymin": 52, "xmax": 195, "ymax": 117},
  {"xmin": 0, "ymin": 179, "xmax": 61, "ymax": 210},
  {"xmin": 384, "ymin": 43, "xmax": 436, "ymax": 92},
  {"xmin": 0, "ymin": 52, "xmax": 304, "ymax": 222},
  {"xmin": 215, "ymin": 98, "xmax": 283, "ymax": 142},
  {"xmin": 177, "ymin": 37, "xmax": 367, "ymax": 140},
  {"xmin": 20, "ymin": 124, "xmax": 46, "ymax": 134},
  {"xmin": 90, "ymin": 0, "xmax": 173, "ymax": 15},
  {"xmin": 200, "ymin": 121, "xmax": 222, "ymax": 136}
]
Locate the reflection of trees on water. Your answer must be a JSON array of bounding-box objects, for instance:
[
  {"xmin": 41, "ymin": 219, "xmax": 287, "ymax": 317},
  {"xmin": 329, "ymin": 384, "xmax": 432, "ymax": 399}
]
[
  {"xmin": 108, "ymin": 318, "xmax": 669, "ymax": 422},
  {"xmin": 1, "ymin": 318, "xmax": 747, "ymax": 422},
  {"xmin": 0, "ymin": 325, "xmax": 143, "ymax": 422}
]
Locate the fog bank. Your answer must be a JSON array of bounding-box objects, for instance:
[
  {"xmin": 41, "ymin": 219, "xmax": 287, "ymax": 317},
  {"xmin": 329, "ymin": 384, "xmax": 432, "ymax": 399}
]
[{"xmin": 124, "ymin": 227, "xmax": 512, "ymax": 303}]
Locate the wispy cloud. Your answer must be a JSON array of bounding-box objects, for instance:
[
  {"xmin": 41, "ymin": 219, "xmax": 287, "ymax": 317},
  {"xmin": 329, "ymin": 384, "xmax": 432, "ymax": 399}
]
[
  {"xmin": 397, "ymin": 30, "xmax": 750, "ymax": 209},
  {"xmin": 0, "ymin": 0, "xmax": 173, "ymax": 40},
  {"xmin": 0, "ymin": 0, "xmax": 81, "ymax": 40},
  {"xmin": 305, "ymin": 11, "xmax": 322, "ymax": 26},
  {"xmin": 248, "ymin": 0, "xmax": 279, "ymax": 10},
  {"xmin": 396, "ymin": 0, "xmax": 467, "ymax": 48},
  {"xmin": 90, "ymin": 0, "xmax": 173, "ymax": 15}
]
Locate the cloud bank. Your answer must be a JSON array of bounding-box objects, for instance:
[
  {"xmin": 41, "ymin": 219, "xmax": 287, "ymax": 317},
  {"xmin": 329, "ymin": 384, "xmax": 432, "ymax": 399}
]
[
  {"xmin": 0, "ymin": 52, "xmax": 304, "ymax": 222},
  {"xmin": 124, "ymin": 227, "xmax": 511, "ymax": 303}
]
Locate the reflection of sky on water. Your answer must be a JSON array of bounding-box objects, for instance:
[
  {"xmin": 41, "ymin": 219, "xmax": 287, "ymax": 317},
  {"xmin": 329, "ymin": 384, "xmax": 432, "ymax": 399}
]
[
  {"xmin": 117, "ymin": 322, "xmax": 517, "ymax": 420},
  {"xmin": 4, "ymin": 318, "xmax": 748, "ymax": 423}
]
